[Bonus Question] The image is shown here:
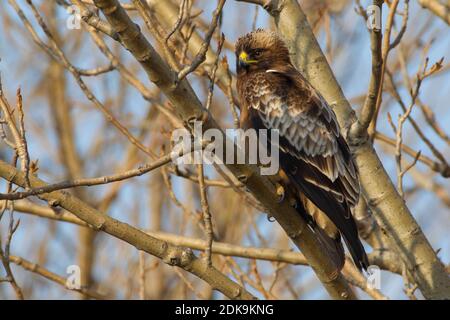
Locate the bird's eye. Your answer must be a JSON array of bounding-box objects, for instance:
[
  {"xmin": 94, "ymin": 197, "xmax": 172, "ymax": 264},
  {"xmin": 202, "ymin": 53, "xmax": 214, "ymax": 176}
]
[{"xmin": 253, "ymin": 49, "xmax": 263, "ymax": 58}]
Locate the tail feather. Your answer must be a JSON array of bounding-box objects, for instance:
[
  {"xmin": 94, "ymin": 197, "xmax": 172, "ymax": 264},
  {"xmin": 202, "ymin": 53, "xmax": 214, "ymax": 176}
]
[
  {"xmin": 313, "ymin": 224, "xmax": 346, "ymax": 271},
  {"xmin": 342, "ymin": 235, "xmax": 369, "ymax": 271},
  {"xmin": 286, "ymin": 162, "xmax": 369, "ymax": 271},
  {"xmin": 298, "ymin": 178, "xmax": 369, "ymax": 271},
  {"xmin": 292, "ymin": 198, "xmax": 346, "ymax": 271}
]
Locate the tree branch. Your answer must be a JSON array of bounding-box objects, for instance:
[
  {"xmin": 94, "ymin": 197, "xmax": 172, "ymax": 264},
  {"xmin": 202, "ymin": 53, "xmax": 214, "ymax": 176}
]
[
  {"xmin": 350, "ymin": 0, "xmax": 383, "ymax": 138},
  {"xmin": 9, "ymin": 199, "xmax": 408, "ymax": 277},
  {"xmin": 419, "ymin": 0, "xmax": 450, "ymax": 25},
  {"xmin": 0, "ymin": 147, "xmax": 185, "ymax": 201},
  {"xmin": 0, "ymin": 159, "xmax": 255, "ymax": 300},
  {"xmin": 9, "ymin": 255, "xmax": 106, "ymax": 299}
]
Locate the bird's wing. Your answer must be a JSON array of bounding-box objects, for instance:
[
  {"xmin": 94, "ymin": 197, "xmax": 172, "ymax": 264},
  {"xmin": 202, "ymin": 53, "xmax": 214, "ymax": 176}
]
[
  {"xmin": 242, "ymin": 66, "xmax": 368, "ymax": 270},
  {"xmin": 247, "ymin": 66, "xmax": 360, "ymax": 207}
]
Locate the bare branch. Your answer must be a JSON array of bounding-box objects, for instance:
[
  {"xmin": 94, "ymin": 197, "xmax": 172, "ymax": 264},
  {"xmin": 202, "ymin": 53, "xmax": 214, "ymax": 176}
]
[
  {"xmin": 177, "ymin": 0, "xmax": 226, "ymax": 82},
  {"xmin": 350, "ymin": 0, "xmax": 383, "ymax": 138},
  {"xmin": 419, "ymin": 0, "xmax": 450, "ymax": 25},
  {"xmin": 0, "ymin": 147, "xmax": 186, "ymax": 201},
  {"xmin": 9, "ymin": 255, "xmax": 106, "ymax": 299},
  {"xmin": 0, "ymin": 159, "xmax": 256, "ymax": 300}
]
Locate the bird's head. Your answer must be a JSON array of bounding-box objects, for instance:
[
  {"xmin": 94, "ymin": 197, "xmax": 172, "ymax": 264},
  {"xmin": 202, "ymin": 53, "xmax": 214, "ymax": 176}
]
[{"xmin": 235, "ymin": 29, "xmax": 290, "ymax": 74}]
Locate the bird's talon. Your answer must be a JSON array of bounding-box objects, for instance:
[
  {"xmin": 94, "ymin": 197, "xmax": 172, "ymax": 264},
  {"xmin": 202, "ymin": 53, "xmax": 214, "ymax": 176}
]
[
  {"xmin": 238, "ymin": 174, "xmax": 248, "ymax": 183},
  {"xmin": 201, "ymin": 111, "xmax": 209, "ymax": 123},
  {"xmin": 276, "ymin": 183, "xmax": 285, "ymax": 203}
]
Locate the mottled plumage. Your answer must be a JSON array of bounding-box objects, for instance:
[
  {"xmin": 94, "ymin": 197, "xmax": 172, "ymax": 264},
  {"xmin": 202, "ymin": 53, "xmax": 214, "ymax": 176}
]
[{"xmin": 235, "ymin": 29, "xmax": 368, "ymax": 271}]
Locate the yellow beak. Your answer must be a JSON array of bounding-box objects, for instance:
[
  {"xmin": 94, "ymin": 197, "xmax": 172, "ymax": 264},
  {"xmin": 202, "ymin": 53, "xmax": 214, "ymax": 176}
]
[{"xmin": 239, "ymin": 51, "xmax": 257, "ymax": 66}]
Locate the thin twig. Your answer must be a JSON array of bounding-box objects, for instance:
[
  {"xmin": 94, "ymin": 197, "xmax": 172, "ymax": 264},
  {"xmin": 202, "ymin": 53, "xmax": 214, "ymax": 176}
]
[
  {"xmin": 15, "ymin": 88, "xmax": 31, "ymax": 189},
  {"xmin": 350, "ymin": 0, "xmax": 383, "ymax": 138},
  {"xmin": 0, "ymin": 146, "xmax": 189, "ymax": 201},
  {"xmin": 9, "ymin": 0, "xmax": 157, "ymax": 160},
  {"xmin": 165, "ymin": 0, "xmax": 188, "ymax": 44},
  {"xmin": 197, "ymin": 163, "xmax": 213, "ymax": 266},
  {"xmin": 138, "ymin": 251, "xmax": 146, "ymax": 300},
  {"xmin": 0, "ymin": 209, "xmax": 24, "ymax": 300},
  {"xmin": 418, "ymin": 0, "xmax": 450, "ymax": 25},
  {"xmin": 205, "ymin": 33, "xmax": 225, "ymax": 110},
  {"xmin": 9, "ymin": 255, "xmax": 106, "ymax": 299},
  {"xmin": 177, "ymin": 0, "xmax": 226, "ymax": 82}
]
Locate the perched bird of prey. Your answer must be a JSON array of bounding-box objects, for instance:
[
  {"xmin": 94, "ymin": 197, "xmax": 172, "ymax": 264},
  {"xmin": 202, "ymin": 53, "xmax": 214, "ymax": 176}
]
[{"xmin": 235, "ymin": 29, "xmax": 369, "ymax": 271}]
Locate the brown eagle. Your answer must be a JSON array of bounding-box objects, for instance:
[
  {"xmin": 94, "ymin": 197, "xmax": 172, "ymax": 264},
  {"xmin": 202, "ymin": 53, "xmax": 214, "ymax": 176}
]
[{"xmin": 235, "ymin": 29, "xmax": 369, "ymax": 271}]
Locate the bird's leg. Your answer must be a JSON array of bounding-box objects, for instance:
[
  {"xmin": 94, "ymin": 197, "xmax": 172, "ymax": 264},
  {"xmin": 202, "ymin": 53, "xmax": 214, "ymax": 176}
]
[
  {"xmin": 275, "ymin": 182, "xmax": 285, "ymax": 203},
  {"xmin": 237, "ymin": 174, "xmax": 249, "ymax": 184},
  {"xmin": 290, "ymin": 197, "xmax": 298, "ymax": 208},
  {"xmin": 200, "ymin": 110, "xmax": 209, "ymax": 123},
  {"xmin": 328, "ymin": 268, "xmax": 340, "ymax": 281},
  {"xmin": 185, "ymin": 110, "xmax": 209, "ymax": 129}
]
